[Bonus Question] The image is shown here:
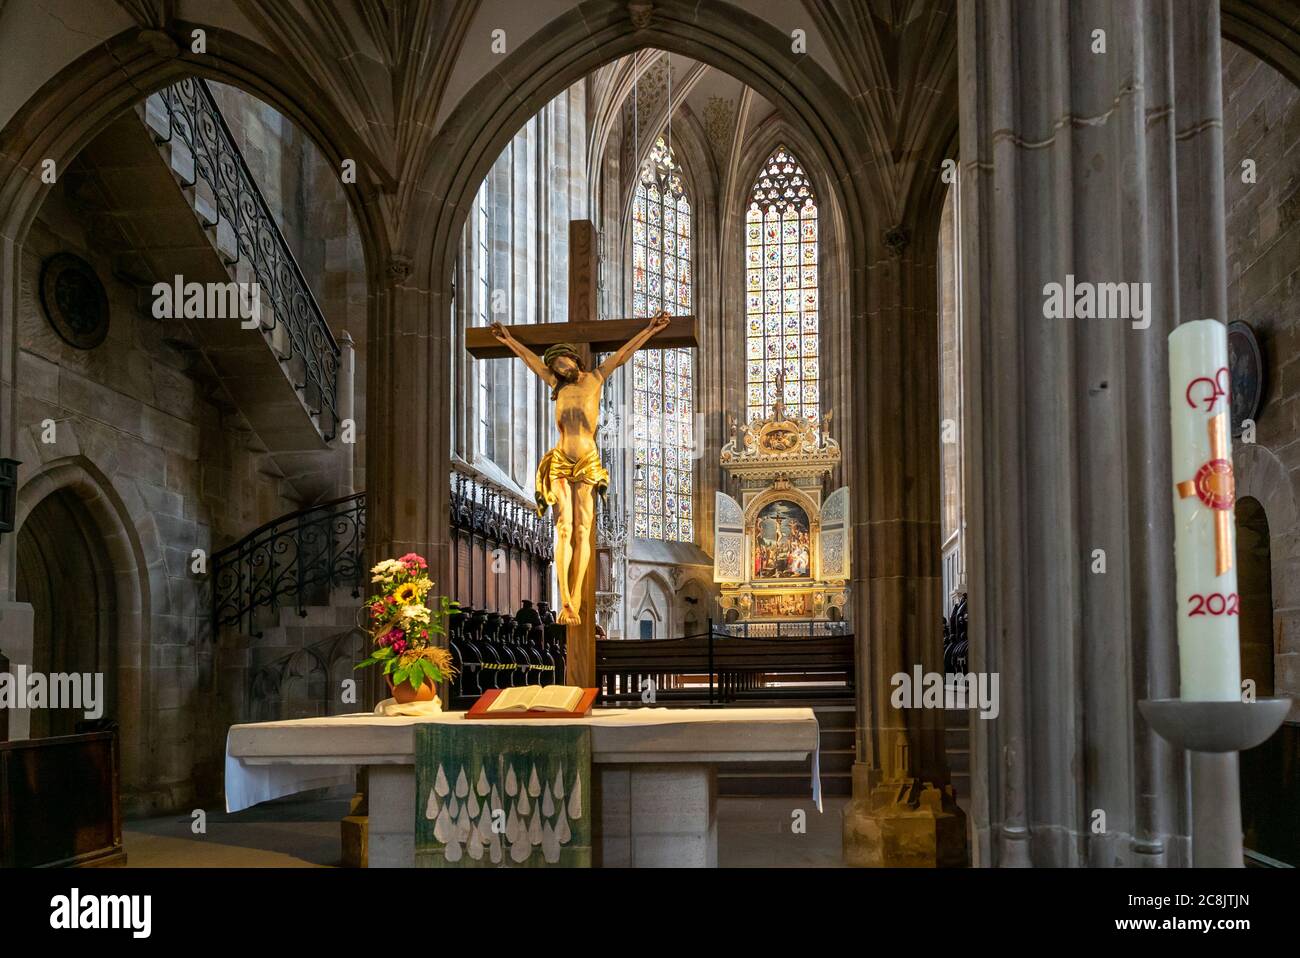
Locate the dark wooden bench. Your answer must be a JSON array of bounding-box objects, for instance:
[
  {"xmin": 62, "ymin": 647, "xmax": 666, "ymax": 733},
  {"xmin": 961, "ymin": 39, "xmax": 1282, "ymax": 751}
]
[
  {"xmin": 0, "ymin": 730, "xmax": 125, "ymax": 867},
  {"xmin": 596, "ymin": 632, "xmax": 854, "ymax": 704}
]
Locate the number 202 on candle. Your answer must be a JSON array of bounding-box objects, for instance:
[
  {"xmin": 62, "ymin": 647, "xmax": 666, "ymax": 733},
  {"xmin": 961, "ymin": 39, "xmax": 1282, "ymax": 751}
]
[{"xmin": 1187, "ymin": 592, "xmax": 1239, "ymax": 616}]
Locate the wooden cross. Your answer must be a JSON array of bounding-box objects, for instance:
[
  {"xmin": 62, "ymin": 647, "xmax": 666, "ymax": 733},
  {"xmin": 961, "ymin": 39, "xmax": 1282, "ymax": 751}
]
[{"xmin": 464, "ymin": 220, "xmax": 699, "ymax": 687}]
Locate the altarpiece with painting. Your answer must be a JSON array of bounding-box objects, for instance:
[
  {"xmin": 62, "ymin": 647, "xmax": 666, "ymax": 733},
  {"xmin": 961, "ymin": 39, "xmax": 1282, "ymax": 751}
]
[{"xmin": 713, "ymin": 376, "xmax": 849, "ymax": 627}]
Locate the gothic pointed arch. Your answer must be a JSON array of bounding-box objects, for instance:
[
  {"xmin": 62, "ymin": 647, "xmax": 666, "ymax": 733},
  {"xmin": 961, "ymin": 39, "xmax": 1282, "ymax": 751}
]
[{"xmin": 741, "ymin": 142, "xmax": 822, "ymax": 424}]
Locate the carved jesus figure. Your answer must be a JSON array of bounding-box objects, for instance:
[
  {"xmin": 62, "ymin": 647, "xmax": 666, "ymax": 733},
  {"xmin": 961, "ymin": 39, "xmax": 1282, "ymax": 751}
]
[{"xmin": 489, "ymin": 312, "xmax": 671, "ymax": 624}]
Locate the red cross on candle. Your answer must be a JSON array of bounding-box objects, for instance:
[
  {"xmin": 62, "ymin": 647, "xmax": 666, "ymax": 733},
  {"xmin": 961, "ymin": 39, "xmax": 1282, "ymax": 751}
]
[{"xmin": 1175, "ymin": 412, "xmax": 1235, "ymax": 576}]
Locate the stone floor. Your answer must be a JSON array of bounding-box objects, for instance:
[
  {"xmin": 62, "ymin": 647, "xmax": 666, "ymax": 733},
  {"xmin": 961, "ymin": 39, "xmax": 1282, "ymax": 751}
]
[{"xmin": 122, "ymin": 795, "xmax": 844, "ymax": 867}]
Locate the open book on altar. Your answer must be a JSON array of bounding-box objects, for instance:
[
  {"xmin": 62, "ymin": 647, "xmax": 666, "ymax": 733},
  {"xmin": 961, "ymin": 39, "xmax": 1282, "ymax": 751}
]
[
  {"xmin": 489, "ymin": 685, "xmax": 584, "ymax": 713},
  {"xmin": 466, "ymin": 686, "xmax": 598, "ymax": 719}
]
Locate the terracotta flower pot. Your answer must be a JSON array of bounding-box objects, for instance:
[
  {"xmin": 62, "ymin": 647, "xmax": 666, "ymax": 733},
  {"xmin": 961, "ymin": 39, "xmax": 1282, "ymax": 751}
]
[{"xmin": 386, "ymin": 674, "xmax": 438, "ymax": 705}]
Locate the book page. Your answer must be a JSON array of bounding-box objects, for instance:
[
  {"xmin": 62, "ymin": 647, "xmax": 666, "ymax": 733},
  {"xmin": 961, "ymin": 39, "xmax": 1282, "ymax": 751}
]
[
  {"xmin": 533, "ymin": 686, "xmax": 584, "ymax": 712},
  {"xmin": 486, "ymin": 686, "xmax": 541, "ymax": 712}
]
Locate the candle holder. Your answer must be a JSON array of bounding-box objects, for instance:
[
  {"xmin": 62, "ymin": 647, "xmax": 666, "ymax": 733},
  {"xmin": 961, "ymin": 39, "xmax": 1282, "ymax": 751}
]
[{"xmin": 1139, "ymin": 697, "xmax": 1291, "ymax": 867}]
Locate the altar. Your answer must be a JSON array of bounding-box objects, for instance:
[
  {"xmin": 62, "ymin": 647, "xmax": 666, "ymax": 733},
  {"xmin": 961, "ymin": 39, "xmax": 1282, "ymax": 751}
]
[
  {"xmin": 226, "ymin": 707, "xmax": 819, "ymax": 867},
  {"xmin": 714, "ymin": 380, "xmax": 850, "ymax": 624}
]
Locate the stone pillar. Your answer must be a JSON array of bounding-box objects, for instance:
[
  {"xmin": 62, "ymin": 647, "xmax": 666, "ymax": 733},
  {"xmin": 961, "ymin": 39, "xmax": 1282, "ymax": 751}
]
[
  {"xmin": 365, "ymin": 254, "xmax": 452, "ymax": 596},
  {"xmin": 958, "ymin": 0, "xmax": 1230, "ymax": 866},
  {"xmin": 337, "ymin": 329, "xmax": 357, "ymax": 496},
  {"xmin": 842, "ymin": 221, "xmax": 965, "ymax": 868}
]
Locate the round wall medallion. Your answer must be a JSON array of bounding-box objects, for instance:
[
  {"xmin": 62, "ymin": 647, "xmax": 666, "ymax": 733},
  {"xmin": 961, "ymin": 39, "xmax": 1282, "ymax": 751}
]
[
  {"xmin": 39, "ymin": 253, "xmax": 109, "ymax": 350},
  {"xmin": 1227, "ymin": 320, "xmax": 1264, "ymax": 437}
]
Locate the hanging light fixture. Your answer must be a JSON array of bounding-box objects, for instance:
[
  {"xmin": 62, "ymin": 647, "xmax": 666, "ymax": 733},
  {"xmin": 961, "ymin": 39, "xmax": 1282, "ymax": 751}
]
[{"xmin": 0, "ymin": 458, "xmax": 18, "ymax": 539}]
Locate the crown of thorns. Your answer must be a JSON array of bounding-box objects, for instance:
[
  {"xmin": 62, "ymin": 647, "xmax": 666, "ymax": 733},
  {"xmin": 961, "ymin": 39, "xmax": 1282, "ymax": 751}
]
[{"xmin": 543, "ymin": 343, "xmax": 582, "ymax": 368}]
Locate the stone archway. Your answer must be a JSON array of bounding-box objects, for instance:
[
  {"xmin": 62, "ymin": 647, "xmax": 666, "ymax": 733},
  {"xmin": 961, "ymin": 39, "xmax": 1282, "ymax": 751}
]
[
  {"xmin": 375, "ymin": 0, "xmax": 880, "ymax": 588},
  {"xmin": 375, "ymin": 0, "xmax": 959, "ymax": 867},
  {"xmin": 0, "ymin": 21, "xmax": 396, "ymax": 810},
  {"xmin": 16, "ymin": 487, "xmax": 118, "ymax": 740},
  {"xmin": 12, "ymin": 458, "xmax": 153, "ymax": 801},
  {"xmin": 1235, "ymin": 496, "xmax": 1275, "ymax": 697}
]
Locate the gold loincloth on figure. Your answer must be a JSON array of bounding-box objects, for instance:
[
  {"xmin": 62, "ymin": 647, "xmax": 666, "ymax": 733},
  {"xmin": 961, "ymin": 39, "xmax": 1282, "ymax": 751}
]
[{"xmin": 534, "ymin": 447, "xmax": 609, "ymax": 517}]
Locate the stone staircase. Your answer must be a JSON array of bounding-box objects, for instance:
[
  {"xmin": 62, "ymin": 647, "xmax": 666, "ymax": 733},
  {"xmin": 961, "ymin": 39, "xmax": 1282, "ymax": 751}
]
[
  {"xmin": 64, "ymin": 84, "xmax": 346, "ymax": 502},
  {"xmin": 717, "ymin": 701, "xmax": 856, "ymax": 798},
  {"xmin": 217, "ymin": 584, "xmax": 367, "ymax": 726},
  {"xmin": 943, "ymin": 694, "xmax": 971, "ymax": 813},
  {"xmin": 714, "ymin": 697, "xmax": 973, "ymax": 808}
]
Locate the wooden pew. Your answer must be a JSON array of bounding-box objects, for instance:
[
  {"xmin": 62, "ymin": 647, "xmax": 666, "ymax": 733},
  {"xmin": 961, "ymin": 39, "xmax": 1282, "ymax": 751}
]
[
  {"xmin": 596, "ymin": 631, "xmax": 855, "ymax": 705},
  {"xmin": 0, "ymin": 729, "xmax": 125, "ymax": 867}
]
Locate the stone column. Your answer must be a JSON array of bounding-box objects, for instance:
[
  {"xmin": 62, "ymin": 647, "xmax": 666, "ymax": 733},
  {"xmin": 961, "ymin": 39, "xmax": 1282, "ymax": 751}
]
[
  {"xmin": 365, "ymin": 253, "xmax": 453, "ymax": 607},
  {"xmin": 337, "ymin": 329, "xmax": 356, "ymax": 496},
  {"xmin": 958, "ymin": 0, "xmax": 1229, "ymax": 866},
  {"xmin": 842, "ymin": 222, "xmax": 965, "ymax": 868}
]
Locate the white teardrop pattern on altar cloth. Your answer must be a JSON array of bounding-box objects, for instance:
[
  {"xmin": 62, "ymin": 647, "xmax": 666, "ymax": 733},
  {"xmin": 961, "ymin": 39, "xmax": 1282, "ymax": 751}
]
[
  {"xmin": 528, "ymin": 765, "xmax": 541, "ymax": 797},
  {"xmin": 446, "ymin": 794, "xmax": 459, "ymax": 820},
  {"xmin": 467, "ymin": 788, "xmax": 480, "ymax": 819},
  {"xmin": 445, "ymin": 836, "xmax": 463, "ymax": 863},
  {"xmin": 489, "ymin": 828, "xmax": 503, "ymax": 864},
  {"xmin": 425, "ymin": 788, "xmax": 440, "ymax": 821},
  {"xmin": 505, "ymin": 804, "xmax": 521, "ymax": 845},
  {"xmin": 434, "ymin": 765, "xmax": 450, "ymax": 797},
  {"xmin": 490, "ymin": 784, "xmax": 501, "ymax": 815},
  {"xmin": 542, "ymin": 784, "xmax": 555, "ymax": 818},
  {"xmin": 455, "ymin": 803, "xmax": 472, "ymax": 842},
  {"xmin": 568, "ymin": 774, "xmax": 583, "ymax": 820},
  {"xmin": 477, "ymin": 805, "xmax": 493, "ymax": 842},
  {"xmin": 477, "ymin": 766, "xmax": 490, "ymax": 796},
  {"xmin": 509, "ymin": 833, "xmax": 530, "ymax": 863},
  {"xmin": 555, "ymin": 804, "xmax": 571, "ymax": 844},
  {"xmin": 553, "ymin": 766, "xmax": 565, "ymax": 799},
  {"xmin": 433, "ymin": 804, "xmax": 453, "ymax": 844},
  {"xmin": 505, "ymin": 764, "xmax": 518, "ymax": 797},
  {"xmin": 467, "ymin": 825, "xmax": 484, "ymax": 861},
  {"xmin": 542, "ymin": 821, "xmax": 560, "ymax": 864},
  {"xmin": 517, "ymin": 787, "xmax": 531, "ymax": 817},
  {"xmin": 528, "ymin": 806, "xmax": 543, "ymax": 845},
  {"xmin": 455, "ymin": 767, "xmax": 469, "ymax": 798}
]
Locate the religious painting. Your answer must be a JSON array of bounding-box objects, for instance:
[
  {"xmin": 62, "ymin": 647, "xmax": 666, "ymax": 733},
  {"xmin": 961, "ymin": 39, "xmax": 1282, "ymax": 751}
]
[
  {"xmin": 753, "ymin": 499, "xmax": 812, "ymax": 579},
  {"xmin": 1227, "ymin": 320, "xmax": 1264, "ymax": 438},
  {"xmin": 755, "ymin": 593, "xmax": 812, "ymax": 617},
  {"xmin": 415, "ymin": 724, "xmax": 591, "ymax": 868}
]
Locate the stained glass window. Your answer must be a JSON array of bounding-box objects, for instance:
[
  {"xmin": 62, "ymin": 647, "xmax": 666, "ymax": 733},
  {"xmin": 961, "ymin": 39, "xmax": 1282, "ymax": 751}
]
[
  {"xmin": 745, "ymin": 145, "xmax": 819, "ymax": 423},
  {"xmin": 632, "ymin": 135, "xmax": 692, "ymax": 542}
]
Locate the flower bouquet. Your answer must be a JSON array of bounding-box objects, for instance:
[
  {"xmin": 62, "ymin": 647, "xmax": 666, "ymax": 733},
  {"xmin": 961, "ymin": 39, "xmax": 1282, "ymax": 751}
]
[{"xmin": 356, "ymin": 553, "xmax": 457, "ymax": 704}]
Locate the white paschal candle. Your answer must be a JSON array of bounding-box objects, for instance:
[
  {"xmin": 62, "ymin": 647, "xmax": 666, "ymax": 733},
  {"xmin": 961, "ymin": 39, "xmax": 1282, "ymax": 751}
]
[{"xmin": 1168, "ymin": 319, "xmax": 1240, "ymax": 701}]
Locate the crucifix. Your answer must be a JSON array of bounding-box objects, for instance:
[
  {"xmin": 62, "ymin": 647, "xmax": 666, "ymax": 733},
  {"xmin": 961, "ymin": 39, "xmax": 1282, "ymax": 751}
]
[{"xmin": 464, "ymin": 220, "xmax": 699, "ymax": 686}]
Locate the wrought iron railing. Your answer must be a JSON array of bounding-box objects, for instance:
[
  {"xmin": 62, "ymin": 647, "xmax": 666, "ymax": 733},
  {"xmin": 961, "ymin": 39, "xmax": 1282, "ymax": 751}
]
[
  {"xmin": 943, "ymin": 593, "xmax": 969, "ymax": 674},
  {"xmin": 212, "ymin": 493, "xmax": 366, "ymax": 636},
  {"xmin": 152, "ymin": 77, "xmax": 340, "ymax": 439},
  {"xmin": 449, "ymin": 467, "xmax": 554, "ymax": 559},
  {"xmin": 448, "ymin": 465, "xmax": 554, "ymax": 609}
]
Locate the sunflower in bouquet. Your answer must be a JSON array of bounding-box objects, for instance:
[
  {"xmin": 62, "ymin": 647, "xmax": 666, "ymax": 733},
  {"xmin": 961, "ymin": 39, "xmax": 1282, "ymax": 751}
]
[{"xmin": 356, "ymin": 553, "xmax": 457, "ymax": 693}]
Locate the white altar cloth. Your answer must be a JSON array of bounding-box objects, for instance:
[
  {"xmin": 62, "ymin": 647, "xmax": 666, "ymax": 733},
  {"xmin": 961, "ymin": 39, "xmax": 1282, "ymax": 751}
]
[{"xmin": 225, "ymin": 707, "xmax": 821, "ymax": 813}]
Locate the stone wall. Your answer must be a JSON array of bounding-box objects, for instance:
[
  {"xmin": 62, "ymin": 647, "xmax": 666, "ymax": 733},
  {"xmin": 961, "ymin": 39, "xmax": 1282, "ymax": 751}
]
[
  {"xmin": 1222, "ymin": 40, "xmax": 1300, "ymax": 714},
  {"xmin": 11, "ymin": 169, "xmax": 301, "ymax": 815}
]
